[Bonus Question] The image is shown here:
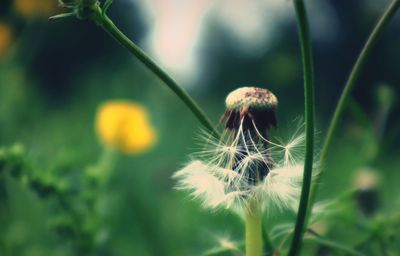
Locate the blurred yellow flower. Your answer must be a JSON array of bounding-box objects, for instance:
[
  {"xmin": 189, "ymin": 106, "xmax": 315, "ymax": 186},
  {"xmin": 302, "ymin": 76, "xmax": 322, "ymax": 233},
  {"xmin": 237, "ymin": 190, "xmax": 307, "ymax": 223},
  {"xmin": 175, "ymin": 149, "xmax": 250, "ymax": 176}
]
[
  {"xmin": 96, "ymin": 101, "xmax": 157, "ymax": 154},
  {"xmin": 14, "ymin": 0, "xmax": 59, "ymax": 18},
  {"xmin": 0, "ymin": 22, "xmax": 13, "ymax": 57}
]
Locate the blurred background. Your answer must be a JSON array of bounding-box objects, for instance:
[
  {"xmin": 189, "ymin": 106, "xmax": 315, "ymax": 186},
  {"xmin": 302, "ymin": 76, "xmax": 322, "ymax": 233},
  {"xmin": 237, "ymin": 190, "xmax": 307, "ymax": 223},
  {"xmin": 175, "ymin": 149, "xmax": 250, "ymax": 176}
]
[{"xmin": 1, "ymin": 0, "xmax": 400, "ymax": 255}]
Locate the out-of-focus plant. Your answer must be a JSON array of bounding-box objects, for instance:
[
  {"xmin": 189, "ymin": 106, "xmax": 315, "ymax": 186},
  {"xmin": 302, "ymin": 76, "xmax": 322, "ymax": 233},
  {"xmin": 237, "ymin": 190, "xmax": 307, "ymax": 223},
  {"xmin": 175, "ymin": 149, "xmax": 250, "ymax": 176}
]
[
  {"xmin": 293, "ymin": 0, "xmax": 400, "ymax": 254},
  {"xmin": 95, "ymin": 101, "xmax": 156, "ymax": 155},
  {"xmin": 0, "ymin": 21, "xmax": 13, "ymax": 58},
  {"xmin": 354, "ymin": 168, "xmax": 381, "ymax": 217},
  {"xmin": 0, "ymin": 100, "xmax": 158, "ymax": 255},
  {"xmin": 375, "ymin": 84, "xmax": 396, "ymax": 141},
  {"xmin": 310, "ymin": 0, "xmax": 400, "ymax": 201},
  {"xmin": 13, "ymin": 0, "xmax": 59, "ymax": 18}
]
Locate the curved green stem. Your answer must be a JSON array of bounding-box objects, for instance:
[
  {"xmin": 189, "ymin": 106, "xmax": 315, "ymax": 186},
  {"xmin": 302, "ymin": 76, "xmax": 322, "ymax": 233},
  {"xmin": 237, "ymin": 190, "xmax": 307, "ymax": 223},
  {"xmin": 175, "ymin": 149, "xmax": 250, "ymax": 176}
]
[
  {"xmin": 245, "ymin": 202, "xmax": 263, "ymax": 256},
  {"xmin": 288, "ymin": 0, "xmax": 315, "ymax": 255},
  {"xmin": 88, "ymin": 4, "xmax": 219, "ymax": 138},
  {"xmin": 310, "ymin": 0, "xmax": 400, "ymax": 205}
]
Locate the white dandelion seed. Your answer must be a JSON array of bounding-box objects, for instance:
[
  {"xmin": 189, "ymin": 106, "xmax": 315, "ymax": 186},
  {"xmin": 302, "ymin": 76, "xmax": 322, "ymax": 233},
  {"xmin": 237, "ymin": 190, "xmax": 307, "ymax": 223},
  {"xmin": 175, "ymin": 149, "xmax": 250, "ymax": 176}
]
[
  {"xmin": 174, "ymin": 87, "xmax": 308, "ymax": 212},
  {"xmin": 203, "ymin": 233, "xmax": 242, "ymax": 255}
]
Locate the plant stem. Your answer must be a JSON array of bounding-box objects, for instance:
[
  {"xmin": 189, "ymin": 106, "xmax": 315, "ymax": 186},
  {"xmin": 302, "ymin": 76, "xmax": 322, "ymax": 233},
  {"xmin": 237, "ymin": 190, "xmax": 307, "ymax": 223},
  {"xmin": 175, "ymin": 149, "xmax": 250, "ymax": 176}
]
[
  {"xmin": 288, "ymin": 0, "xmax": 315, "ymax": 255},
  {"xmin": 245, "ymin": 202, "xmax": 263, "ymax": 256},
  {"xmin": 309, "ymin": 0, "xmax": 400, "ymax": 205},
  {"xmin": 88, "ymin": 4, "xmax": 219, "ymax": 138}
]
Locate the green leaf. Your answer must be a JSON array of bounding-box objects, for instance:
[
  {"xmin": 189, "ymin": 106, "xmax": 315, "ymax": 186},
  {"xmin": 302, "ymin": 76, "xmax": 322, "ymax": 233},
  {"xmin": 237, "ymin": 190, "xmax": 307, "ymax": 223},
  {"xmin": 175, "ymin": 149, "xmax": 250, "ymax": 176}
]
[
  {"xmin": 49, "ymin": 12, "xmax": 76, "ymax": 20},
  {"xmin": 102, "ymin": 0, "xmax": 114, "ymax": 15}
]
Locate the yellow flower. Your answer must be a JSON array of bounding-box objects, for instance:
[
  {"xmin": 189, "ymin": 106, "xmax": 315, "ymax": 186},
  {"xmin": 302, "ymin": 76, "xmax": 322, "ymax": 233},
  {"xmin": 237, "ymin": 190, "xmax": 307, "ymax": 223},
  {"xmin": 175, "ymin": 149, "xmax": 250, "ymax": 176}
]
[
  {"xmin": 0, "ymin": 22, "xmax": 13, "ymax": 57},
  {"xmin": 96, "ymin": 101, "xmax": 157, "ymax": 154},
  {"xmin": 14, "ymin": 0, "xmax": 59, "ymax": 18}
]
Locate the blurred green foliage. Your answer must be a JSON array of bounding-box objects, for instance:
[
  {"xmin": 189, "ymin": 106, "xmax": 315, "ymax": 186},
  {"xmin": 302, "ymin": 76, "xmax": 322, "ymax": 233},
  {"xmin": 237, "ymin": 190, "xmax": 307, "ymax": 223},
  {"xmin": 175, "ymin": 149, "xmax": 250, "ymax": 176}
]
[{"xmin": 1, "ymin": 0, "xmax": 400, "ymax": 255}]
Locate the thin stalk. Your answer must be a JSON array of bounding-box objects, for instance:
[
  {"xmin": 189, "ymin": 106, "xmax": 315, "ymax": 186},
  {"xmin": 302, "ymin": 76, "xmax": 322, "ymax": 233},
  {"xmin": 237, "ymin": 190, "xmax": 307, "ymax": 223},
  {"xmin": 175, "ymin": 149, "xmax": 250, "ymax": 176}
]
[
  {"xmin": 245, "ymin": 202, "xmax": 263, "ymax": 256},
  {"xmin": 310, "ymin": 0, "xmax": 400, "ymax": 205},
  {"xmin": 88, "ymin": 4, "xmax": 219, "ymax": 138},
  {"xmin": 288, "ymin": 0, "xmax": 315, "ymax": 255}
]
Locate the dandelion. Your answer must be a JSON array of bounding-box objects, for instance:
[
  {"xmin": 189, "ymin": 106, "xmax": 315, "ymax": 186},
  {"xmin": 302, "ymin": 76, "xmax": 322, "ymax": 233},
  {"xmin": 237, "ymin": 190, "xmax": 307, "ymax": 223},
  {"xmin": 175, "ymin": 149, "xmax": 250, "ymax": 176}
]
[
  {"xmin": 174, "ymin": 87, "xmax": 306, "ymax": 256},
  {"xmin": 174, "ymin": 87, "xmax": 304, "ymax": 212},
  {"xmin": 95, "ymin": 101, "xmax": 156, "ymax": 154}
]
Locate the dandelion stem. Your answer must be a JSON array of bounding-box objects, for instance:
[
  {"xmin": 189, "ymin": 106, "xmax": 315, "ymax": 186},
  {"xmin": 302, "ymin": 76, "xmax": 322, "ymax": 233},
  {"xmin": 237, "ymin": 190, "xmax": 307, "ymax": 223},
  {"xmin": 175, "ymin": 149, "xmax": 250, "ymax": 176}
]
[
  {"xmin": 310, "ymin": 0, "xmax": 400, "ymax": 206},
  {"xmin": 245, "ymin": 202, "xmax": 263, "ymax": 256},
  {"xmin": 288, "ymin": 0, "xmax": 315, "ymax": 255},
  {"xmin": 88, "ymin": 4, "xmax": 219, "ymax": 138}
]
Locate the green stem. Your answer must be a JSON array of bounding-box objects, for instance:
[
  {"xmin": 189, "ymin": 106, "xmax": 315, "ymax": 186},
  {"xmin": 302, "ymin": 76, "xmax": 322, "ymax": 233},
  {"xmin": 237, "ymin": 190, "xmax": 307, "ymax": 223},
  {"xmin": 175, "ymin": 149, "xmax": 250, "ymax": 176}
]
[
  {"xmin": 88, "ymin": 4, "xmax": 219, "ymax": 138},
  {"xmin": 245, "ymin": 202, "xmax": 263, "ymax": 256},
  {"xmin": 309, "ymin": 0, "xmax": 400, "ymax": 206},
  {"xmin": 85, "ymin": 147, "xmax": 117, "ymax": 186},
  {"xmin": 288, "ymin": 0, "xmax": 315, "ymax": 255}
]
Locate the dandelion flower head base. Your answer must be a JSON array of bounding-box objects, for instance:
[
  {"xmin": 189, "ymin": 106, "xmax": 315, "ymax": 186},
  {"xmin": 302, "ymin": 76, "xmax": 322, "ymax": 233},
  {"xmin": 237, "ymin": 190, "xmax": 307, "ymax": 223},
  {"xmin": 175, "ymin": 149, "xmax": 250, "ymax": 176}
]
[
  {"xmin": 174, "ymin": 87, "xmax": 305, "ymax": 212},
  {"xmin": 223, "ymin": 87, "xmax": 278, "ymax": 136}
]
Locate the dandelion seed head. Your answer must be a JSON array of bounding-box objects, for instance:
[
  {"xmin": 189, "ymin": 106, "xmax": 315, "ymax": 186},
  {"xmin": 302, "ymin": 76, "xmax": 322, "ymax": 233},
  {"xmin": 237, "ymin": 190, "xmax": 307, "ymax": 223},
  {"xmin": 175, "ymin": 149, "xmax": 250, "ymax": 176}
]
[
  {"xmin": 174, "ymin": 161, "xmax": 227, "ymax": 208},
  {"xmin": 174, "ymin": 87, "xmax": 307, "ymax": 212}
]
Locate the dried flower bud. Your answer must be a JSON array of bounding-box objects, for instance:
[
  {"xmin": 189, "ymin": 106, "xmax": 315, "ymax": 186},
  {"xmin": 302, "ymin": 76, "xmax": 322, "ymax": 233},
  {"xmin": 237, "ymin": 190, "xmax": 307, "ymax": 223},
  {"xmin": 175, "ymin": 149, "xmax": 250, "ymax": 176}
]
[
  {"xmin": 220, "ymin": 87, "xmax": 278, "ymax": 185},
  {"xmin": 52, "ymin": 0, "xmax": 100, "ymax": 20},
  {"xmin": 223, "ymin": 87, "xmax": 278, "ymax": 134}
]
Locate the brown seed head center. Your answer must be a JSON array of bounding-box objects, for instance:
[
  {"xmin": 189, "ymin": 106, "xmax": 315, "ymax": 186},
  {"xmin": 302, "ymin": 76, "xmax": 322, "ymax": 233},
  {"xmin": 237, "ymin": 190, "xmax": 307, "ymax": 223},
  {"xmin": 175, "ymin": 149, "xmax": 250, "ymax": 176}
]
[{"xmin": 225, "ymin": 87, "xmax": 278, "ymax": 111}]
